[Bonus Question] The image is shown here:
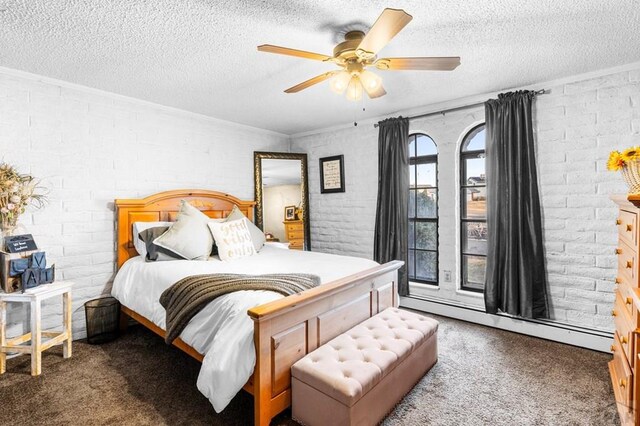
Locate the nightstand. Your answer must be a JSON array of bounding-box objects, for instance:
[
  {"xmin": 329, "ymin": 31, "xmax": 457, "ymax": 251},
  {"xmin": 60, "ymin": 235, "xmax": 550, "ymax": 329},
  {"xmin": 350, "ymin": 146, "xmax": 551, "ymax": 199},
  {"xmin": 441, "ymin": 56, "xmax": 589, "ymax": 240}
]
[{"xmin": 0, "ymin": 281, "xmax": 73, "ymax": 376}]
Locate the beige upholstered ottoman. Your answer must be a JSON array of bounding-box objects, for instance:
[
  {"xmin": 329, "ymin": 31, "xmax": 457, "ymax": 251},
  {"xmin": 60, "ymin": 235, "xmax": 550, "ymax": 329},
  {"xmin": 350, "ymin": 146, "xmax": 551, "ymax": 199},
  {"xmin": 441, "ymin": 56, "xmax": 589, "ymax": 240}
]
[{"xmin": 291, "ymin": 308, "xmax": 438, "ymax": 426}]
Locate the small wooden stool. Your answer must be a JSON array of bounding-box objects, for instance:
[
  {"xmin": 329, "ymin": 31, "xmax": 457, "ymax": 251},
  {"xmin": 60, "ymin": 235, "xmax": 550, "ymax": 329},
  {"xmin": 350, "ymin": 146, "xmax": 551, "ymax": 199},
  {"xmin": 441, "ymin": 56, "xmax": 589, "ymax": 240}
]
[{"xmin": 0, "ymin": 281, "xmax": 73, "ymax": 376}]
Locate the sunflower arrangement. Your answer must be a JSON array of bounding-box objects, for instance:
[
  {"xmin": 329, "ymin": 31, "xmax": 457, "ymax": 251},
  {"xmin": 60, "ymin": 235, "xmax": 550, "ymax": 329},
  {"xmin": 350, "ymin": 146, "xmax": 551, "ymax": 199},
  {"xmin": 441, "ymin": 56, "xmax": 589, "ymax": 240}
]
[
  {"xmin": 609, "ymin": 147, "xmax": 640, "ymax": 194},
  {"xmin": 0, "ymin": 162, "xmax": 47, "ymax": 232},
  {"xmin": 608, "ymin": 147, "xmax": 640, "ymax": 171}
]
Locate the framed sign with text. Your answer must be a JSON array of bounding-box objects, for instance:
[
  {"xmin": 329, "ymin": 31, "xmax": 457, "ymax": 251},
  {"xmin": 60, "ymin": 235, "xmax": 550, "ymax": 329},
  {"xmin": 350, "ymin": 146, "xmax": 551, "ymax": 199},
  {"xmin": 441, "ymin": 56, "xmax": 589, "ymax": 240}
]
[
  {"xmin": 319, "ymin": 155, "xmax": 345, "ymax": 194},
  {"xmin": 4, "ymin": 234, "xmax": 38, "ymax": 253}
]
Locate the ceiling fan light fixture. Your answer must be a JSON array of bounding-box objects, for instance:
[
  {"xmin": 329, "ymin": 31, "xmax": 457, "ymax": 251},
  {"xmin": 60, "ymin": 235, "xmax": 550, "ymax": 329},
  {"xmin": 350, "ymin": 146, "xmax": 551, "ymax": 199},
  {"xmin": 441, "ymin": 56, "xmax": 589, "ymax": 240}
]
[
  {"xmin": 330, "ymin": 71, "xmax": 351, "ymax": 94},
  {"xmin": 258, "ymin": 8, "xmax": 460, "ymax": 100},
  {"xmin": 345, "ymin": 76, "xmax": 363, "ymax": 101},
  {"xmin": 359, "ymin": 70, "xmax": 382, "ymax": 90}
]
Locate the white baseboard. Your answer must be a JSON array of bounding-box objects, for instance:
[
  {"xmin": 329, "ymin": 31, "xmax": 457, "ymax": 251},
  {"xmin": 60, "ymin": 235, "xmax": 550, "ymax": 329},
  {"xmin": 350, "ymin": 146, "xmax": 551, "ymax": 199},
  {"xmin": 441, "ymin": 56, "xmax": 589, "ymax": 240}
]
[{"xmin": 400, "ymin": 296, "xmax": 614, "ymax": 353}]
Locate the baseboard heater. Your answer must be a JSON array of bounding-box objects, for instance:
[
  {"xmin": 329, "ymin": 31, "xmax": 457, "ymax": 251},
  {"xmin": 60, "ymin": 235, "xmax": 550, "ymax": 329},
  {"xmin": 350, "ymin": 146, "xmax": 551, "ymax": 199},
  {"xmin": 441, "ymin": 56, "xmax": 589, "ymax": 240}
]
[{"xmin": 400, "ymin": 295, "xmax": 613, "ymax": 353}]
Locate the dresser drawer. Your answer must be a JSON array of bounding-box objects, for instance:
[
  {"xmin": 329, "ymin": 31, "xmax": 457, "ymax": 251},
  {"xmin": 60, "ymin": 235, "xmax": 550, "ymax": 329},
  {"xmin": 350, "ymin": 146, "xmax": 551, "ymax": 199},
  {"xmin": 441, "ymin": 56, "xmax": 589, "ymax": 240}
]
[
  {"xmin": 288, "ymin": 240, "xmax": 304, "ymax": 250},
  {"xmin": 285, "ymin": 222, "xmax": 304, "ymax": 232},
  {"xmin": 611, "ymin": 331, "xmax": 634, "ymax": 409},
  {"xmin": 618, "ymin": 209, "xmax": 638, "ymax": 249},
  {"xmin": 287, "ymin": 231, "xmax": 304, "ymax": 241},
  {"xmin": 618, "ymin": 239, "xmax": 638, "ymax": 286},
  {"xmin": 614, "ymin": 290, "xmax": 636, "ymax": 364},
  {"xmin": 617, "ymin": 285, "xmax": 638, "ymax": 326}
]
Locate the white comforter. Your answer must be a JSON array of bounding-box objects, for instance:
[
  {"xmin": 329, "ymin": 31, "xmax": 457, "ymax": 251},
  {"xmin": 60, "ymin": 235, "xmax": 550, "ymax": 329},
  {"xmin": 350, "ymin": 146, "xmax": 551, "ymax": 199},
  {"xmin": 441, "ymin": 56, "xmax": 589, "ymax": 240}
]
[{"xmin": 111, "ymin": 245, "xmax": 378, "ymax": 412}]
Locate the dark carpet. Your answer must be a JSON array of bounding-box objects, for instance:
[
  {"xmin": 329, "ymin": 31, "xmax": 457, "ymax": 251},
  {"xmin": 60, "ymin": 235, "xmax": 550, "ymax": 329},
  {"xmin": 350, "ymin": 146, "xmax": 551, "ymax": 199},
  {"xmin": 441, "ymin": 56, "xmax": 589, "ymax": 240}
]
[{"xmin": 0, "ymin": 314, "xmax": 618, "ymax": 425}]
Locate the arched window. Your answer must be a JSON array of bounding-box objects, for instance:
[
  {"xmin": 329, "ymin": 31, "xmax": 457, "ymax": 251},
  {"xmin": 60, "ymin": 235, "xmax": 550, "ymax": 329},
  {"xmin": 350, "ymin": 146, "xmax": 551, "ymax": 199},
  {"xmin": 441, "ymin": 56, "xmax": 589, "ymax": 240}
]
[
  {"xmin": 408, "ymin": 133, "xmax": 438, "ymax": 286},
  {"xmin": 460, "ymin": 124, "xmax": 487, "ymax": 292}
]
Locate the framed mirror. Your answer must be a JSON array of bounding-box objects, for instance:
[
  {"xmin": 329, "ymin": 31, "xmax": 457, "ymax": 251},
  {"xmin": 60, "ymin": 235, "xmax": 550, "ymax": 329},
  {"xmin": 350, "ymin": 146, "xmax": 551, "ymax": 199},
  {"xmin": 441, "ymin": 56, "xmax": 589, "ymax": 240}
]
[{"xmin": 254, "ymin": 152, "xmax": 310, "ymax": 251}]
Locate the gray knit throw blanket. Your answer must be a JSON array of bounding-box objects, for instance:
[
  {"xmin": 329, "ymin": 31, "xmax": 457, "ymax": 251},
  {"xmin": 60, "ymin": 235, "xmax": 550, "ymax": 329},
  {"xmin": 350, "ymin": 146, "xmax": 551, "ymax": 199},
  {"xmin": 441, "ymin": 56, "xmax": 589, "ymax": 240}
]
[{"xmin": 159, "ymin": 273, "xmax": 321, "ymax": 344}]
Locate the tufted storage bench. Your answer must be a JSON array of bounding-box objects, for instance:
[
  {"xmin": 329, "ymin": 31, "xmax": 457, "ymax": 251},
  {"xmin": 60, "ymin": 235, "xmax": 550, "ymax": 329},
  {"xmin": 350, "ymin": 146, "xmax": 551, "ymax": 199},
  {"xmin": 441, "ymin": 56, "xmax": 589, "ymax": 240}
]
[{"xmin": 291, "ymin": 308, "xmax": 438, "ymax": 426}]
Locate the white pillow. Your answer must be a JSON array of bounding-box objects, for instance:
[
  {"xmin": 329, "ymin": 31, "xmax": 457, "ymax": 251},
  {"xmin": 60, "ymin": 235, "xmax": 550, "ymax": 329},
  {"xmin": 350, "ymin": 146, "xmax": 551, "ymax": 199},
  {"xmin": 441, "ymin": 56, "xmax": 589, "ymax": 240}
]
[
  {"xmin": 153, "ymin": 201, "xmax": 213, "ymax": 260},
  {"xmin": 208, "ymin": 218, "xmax": 257, "ymax": 261},
  {"xmin": 225, "ymin": 205, "xmax": 266, "ymax": 251},
  {"xmin": 132, "ymin": 221, "xmax": 173, "ymax": 257}
]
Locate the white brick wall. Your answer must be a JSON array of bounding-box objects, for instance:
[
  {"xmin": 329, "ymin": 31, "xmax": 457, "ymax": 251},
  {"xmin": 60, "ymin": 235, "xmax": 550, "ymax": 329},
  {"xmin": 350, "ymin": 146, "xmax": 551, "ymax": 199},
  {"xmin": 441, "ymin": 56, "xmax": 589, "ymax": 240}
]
[
  {"xmin": 0, "ymin": 69, "xmax": 290, "ymax": 340},
  {"xmin": 2, "ymin": 63, "xmax": 635, "ymax": 340},
  {"xmin": 292, "ymin": 66, "xmax": 639, "ymax": 333}
]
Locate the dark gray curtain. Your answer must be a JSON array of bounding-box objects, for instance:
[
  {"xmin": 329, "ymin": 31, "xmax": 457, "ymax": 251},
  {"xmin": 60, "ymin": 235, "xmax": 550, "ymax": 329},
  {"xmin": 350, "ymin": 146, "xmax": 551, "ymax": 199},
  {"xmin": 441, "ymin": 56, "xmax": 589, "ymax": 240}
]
[
  {"xmin": 484, "ymin": 91, "xmax": 548, "ymax": 318},
  {"xmin": 374, "ymin": 117, "xmax": 410, "ymax": 296}
]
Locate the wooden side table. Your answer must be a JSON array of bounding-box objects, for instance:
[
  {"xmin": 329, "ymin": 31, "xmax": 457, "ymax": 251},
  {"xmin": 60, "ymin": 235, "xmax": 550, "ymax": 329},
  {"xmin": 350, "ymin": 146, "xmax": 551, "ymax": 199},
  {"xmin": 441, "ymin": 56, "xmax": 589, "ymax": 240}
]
[{"xmin": 0, "ymin": 281, "xmax": 73, "ymax": 376}]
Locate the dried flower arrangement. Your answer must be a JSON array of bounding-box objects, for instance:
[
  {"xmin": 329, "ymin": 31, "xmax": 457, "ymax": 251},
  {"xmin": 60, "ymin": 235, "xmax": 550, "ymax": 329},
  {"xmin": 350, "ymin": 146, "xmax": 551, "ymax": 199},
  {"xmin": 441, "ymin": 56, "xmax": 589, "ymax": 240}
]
[{"xmin": 0, "ymin": 162, "xmax": 47, "ymax": 232}]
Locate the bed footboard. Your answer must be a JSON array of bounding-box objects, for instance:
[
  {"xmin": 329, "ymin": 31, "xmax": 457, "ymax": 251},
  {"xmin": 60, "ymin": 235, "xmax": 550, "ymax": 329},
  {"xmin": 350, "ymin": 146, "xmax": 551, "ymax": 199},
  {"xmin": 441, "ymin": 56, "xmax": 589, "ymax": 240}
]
[{"xmin": 248, "ymin": 260, "xmax": 403, "ymax": 426}]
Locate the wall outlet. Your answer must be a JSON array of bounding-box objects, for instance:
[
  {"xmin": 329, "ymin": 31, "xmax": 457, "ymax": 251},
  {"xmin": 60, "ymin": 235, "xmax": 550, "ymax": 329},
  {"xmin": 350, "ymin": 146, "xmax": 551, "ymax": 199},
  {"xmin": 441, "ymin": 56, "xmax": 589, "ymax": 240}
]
[{"xmin": 444, "ymin": 270, "xmax": 452, "ymax": 282}]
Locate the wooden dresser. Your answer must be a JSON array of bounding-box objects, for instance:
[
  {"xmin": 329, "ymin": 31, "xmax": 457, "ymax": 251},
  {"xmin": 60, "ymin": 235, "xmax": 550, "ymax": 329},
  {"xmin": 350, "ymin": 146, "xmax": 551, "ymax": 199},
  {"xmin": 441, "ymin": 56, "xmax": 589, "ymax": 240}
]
[
  {"xmin": 283, "ymin": 220, "xmax": 304, "ymax": 250},
  {"xmin": 611, "ymin": 195, "xmax": 640, "ymax": 425}
]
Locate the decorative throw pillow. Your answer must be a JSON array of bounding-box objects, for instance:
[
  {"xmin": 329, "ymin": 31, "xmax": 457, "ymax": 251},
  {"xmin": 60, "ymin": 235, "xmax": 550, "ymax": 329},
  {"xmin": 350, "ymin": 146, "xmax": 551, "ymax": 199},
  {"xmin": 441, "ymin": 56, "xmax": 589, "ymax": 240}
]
[
  {"xmin": 207, "ymin": 218, "xmax": 257, "ymax": 261},
  {"xmin": 132, "ymin": 221, "xmax": 173, "ymax": 257},
  {"xmin": 209, "ymin": 218, "xmax": 225, "ymax": 255},
  {"xmin": 153, "ymin": 200, "xmax": 213, "ymax": 260},
  {"xmin": 225, "ymin": 205, "xmax": 266, "ymax": 251},
  {"xmin": 138, "ymin": 227, "xmax": 183, "ymax": 262}
]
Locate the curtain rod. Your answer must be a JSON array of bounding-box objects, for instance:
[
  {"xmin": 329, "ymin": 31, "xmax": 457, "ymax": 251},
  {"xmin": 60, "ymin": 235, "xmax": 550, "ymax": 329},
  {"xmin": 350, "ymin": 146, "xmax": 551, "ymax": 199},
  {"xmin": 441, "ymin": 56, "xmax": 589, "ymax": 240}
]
[{"xmin": 373, "ymin": 89, "xmax": 548, "ymax": 128}]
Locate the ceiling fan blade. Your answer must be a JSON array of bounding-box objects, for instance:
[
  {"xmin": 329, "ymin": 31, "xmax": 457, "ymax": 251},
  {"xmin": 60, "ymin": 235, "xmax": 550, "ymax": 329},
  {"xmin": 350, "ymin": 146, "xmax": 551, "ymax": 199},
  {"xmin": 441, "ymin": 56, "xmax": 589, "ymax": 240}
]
[
  {"xmin": 356, "ymin": 8, "xmax": 413, "ymax": 60},
  {"xmin": 364, "ymin": 82, "xmax": 386, "ymax": 99},
  {"xmin": 257, "ymin": 44, "xmax": 333, "ymax": 62},
  {"xmin": 375, "ymin": 57, "xmax": 461, "ymax": 71},
  {"xmin": 284, "ymin": 72, "xmax": 338, "ymax": 93}
]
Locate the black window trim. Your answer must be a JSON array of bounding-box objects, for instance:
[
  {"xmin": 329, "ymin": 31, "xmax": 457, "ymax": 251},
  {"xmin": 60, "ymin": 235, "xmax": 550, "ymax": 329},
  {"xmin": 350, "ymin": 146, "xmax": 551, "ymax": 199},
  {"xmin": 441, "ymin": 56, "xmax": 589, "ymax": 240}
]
[
  {"xmin": 460, "ymin": 123, "xmax": 486, "ymax": 293},
  {"xmin": 408, "ymin": 133, "xmax": 439, "ymax": 287}
]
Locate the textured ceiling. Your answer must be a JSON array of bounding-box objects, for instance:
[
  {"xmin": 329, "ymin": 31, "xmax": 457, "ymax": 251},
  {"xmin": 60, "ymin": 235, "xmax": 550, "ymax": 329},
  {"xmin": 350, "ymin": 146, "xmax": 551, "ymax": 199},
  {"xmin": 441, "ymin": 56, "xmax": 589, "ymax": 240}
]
[{"xmin": 1, "ymin": 0, "xmax": 639, "ymax": 135}]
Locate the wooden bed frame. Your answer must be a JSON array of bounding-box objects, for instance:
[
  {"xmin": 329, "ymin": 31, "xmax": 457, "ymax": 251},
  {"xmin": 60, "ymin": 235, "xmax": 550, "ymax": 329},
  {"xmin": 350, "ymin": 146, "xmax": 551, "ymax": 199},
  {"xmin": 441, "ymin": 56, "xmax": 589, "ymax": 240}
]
[{"xmin": 114, "ymin": 189, "xmax": 403, "ymax": 426}]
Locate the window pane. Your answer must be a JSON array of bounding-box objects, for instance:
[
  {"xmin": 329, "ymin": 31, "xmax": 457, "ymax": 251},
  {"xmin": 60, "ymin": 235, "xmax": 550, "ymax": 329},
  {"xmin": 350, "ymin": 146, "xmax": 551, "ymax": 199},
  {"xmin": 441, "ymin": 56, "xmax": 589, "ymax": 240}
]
[
  {"xmin": 409, "ymin": 189, "xmax": 416, "ymax": 218},
  {"xmin": 416, "ymin": 163, "xmax": 436, "ymax": 188},
  {"xmin": 462, "ymin": 127, "xmax": 486, "ymax": 152},
  {"xmin": 416, "ymin": 222, "xmax": 437, "ymax": 250},
  {"xmin": 464, "ymin": 157, "xmax": 485, "ymax": 185},
  {"xmin": 409, "ymin": 221, "xmax": 415, "ymax": 249},
  {"xmin": 463, "ymin": 255, "xmax": 486, "ymax": 290},
  {"xmin": 416, "ymin": 251, "xmax": 437, "ymax": 282},
  {"xmin": 462, "ymin": 222, "xmax": 488, "ymax": 255},
  {"xmin": 408, "ymin": 250, "xmax": 415, "ymax": 279},
  {"xmin": 417, "ymin": 189, "xmax": 437, "ymax": 218},
  {"xmin": 416, "ymin": 134, "xmax": 437, "ymax": 156},
  {"xmin": 463, "ymin": 188, "xmax": 486, "ymax": 219},
  {"xmin": 410, "ymin": 164, "xmax": 416, "ymax": 188},
  {"xmin": 409, "ymin": 136, "xmax": 416, "ymax": 158}
]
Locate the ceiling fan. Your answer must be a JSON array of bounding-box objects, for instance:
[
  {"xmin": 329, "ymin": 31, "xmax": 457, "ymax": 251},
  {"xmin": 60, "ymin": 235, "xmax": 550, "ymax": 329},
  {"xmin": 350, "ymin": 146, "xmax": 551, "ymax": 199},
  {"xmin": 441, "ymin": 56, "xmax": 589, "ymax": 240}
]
[{"xmin": 257, "ymin": 8, "xmax": 460, "ymax": 101}]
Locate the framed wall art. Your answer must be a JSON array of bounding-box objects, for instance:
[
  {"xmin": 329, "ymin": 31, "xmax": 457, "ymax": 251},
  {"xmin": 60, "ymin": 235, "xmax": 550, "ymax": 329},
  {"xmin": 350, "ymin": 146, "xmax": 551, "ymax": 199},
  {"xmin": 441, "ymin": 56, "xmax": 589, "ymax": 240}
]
[
  {"xmin": 319, "ymin": 155, "xmax": 345, "ymax": 193},
  {"xmin": 284, "ymin": 205, "xmax": 296, "ymax": 221}
]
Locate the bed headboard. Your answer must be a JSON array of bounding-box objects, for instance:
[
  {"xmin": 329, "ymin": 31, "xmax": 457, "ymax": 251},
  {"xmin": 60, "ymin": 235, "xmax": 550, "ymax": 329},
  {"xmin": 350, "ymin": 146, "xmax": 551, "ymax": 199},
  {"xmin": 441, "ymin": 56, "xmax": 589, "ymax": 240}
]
[{"xmin": 114, "ymin": 189, "xmax": 256, "ymax": 269}]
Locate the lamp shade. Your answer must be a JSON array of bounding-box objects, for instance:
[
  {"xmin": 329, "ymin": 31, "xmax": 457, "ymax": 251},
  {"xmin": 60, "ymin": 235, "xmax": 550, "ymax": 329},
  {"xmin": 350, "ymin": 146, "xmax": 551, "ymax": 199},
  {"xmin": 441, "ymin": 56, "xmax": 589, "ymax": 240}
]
[
  {"xmin": 360, "ymin": 70, "xmax": 386, "ymax": 98},
  {"xmin": 359, "ymin": 70, "xmax": 382, "ymax": 91},
  {"xmin": 330, "ymin": 71, "xmax": 351, "ymax": 94}
]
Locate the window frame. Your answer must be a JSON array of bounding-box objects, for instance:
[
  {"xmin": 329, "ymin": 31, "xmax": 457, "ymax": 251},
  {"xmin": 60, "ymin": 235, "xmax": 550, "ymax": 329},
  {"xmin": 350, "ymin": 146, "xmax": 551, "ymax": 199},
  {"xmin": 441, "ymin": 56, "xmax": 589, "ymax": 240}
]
[
  {"xmin": 408, "ymin": 133, "xmax": 439, "ymax": 287},
  {"xmin": 459, "ymin": 124, "xmax": 487, "ymax": 293}
]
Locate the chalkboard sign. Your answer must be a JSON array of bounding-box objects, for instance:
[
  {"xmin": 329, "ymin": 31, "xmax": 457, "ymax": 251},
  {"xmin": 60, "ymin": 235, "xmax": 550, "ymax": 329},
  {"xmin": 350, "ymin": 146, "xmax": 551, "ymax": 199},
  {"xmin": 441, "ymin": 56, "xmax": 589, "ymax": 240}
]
[{"xmin": 4, "ymin": 234, "xmax": 38, "ymax": 253}]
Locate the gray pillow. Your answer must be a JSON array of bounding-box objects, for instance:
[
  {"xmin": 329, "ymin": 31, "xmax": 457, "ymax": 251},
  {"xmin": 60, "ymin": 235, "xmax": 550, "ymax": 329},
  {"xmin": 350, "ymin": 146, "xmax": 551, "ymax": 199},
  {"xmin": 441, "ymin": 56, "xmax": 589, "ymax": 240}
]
[
  {"xmin": 138, "ymin": 227, "xmax": 183, "ymax": 262},
  {"xmin": 225, "ymin": 205, "xmax": 266, "ymax": 251},
  {"xmin": 153, "ymin": 200, "xmax": 214, "ymax": 260}
]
